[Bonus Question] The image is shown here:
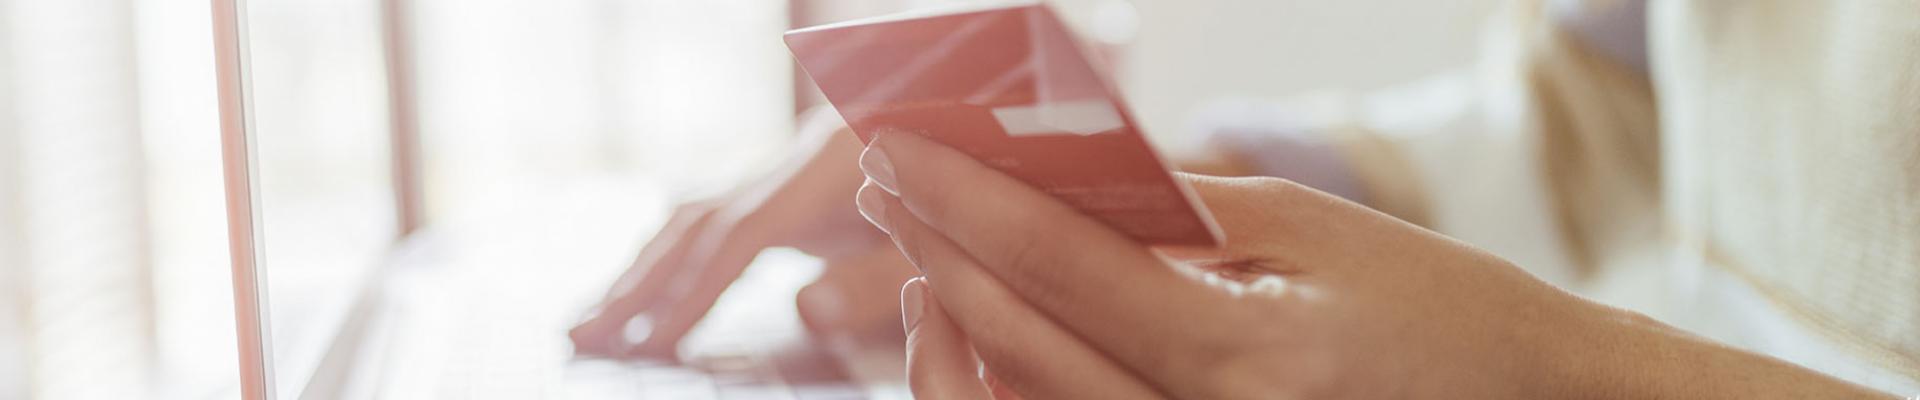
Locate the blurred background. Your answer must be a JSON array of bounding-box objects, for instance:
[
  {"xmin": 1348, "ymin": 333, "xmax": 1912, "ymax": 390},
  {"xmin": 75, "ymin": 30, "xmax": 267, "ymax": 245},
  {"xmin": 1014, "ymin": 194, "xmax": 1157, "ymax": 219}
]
[{"xmin": 0, "ymin": 0, "xmax": 1494, "ymax": 398}]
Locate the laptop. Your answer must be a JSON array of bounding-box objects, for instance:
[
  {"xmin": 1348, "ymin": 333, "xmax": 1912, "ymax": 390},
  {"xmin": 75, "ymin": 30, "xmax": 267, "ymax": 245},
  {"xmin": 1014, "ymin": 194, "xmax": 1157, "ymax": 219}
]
[{"xmin": 210, "ymin": 0, "xmax": 904, "ymax": 398}]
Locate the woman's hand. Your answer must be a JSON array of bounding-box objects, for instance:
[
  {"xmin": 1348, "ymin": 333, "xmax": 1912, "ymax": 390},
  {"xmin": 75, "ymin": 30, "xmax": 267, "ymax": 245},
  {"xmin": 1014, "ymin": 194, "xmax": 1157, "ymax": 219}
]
[
  {"xmin": 857, "ymin": 133, "xmax": 1896, "ymax": 399},
  {"xmin": 569, "ymin": 111, "xmax": 917, "ymax": 359}
]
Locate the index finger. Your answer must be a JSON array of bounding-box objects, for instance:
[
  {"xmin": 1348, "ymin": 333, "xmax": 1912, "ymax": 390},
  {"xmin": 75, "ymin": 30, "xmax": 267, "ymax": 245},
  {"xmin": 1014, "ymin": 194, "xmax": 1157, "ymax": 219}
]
[
  {"xmin": 570, "ymin": 209, "xmax": 761, "ymax": 359},
  {"xmin": 571, "ymin": 204, "xmax": 718, "ymax": 356}
]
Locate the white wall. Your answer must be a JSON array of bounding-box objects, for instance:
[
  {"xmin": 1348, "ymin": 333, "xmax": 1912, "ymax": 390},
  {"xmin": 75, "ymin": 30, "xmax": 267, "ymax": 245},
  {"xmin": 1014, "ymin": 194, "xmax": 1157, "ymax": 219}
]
[
  {"xmin": 1119, "ymin": 0, "xmax": 1495, "ymax": 141},
  {"xmin": 815, "ymin": 0, "xmax": 1496, "ymax": 141}
]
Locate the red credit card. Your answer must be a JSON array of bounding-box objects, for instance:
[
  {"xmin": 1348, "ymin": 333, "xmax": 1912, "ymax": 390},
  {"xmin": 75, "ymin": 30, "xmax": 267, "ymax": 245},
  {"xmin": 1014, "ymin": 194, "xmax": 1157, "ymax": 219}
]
[{"xmin": 786, "ymin": 2, "xmax": 1222, "ymax": 246}]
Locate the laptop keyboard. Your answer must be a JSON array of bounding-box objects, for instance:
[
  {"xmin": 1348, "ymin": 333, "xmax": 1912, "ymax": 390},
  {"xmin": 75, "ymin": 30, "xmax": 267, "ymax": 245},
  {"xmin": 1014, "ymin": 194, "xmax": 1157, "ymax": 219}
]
[
  {"xmin": 414, "ymin": 246, "xmax": 870, "ymax": 399},
  {"xmin": 562, "ymin": 348, "xmax": 867, "ymax": 399}
]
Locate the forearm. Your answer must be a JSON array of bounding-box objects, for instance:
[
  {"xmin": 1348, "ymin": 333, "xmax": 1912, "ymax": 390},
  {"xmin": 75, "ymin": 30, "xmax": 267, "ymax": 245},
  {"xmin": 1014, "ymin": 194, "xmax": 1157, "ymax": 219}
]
[{"xmin": 1541, "ymin": 305, "xmax": 1898, "ymax": 399}]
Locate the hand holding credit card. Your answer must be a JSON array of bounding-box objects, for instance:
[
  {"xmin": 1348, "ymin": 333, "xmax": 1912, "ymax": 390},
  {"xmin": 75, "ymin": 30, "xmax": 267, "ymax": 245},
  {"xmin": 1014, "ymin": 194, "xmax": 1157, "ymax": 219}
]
[{"xmin": 785, "ymin": 1, "xmax": 1223, "ymax": 246}]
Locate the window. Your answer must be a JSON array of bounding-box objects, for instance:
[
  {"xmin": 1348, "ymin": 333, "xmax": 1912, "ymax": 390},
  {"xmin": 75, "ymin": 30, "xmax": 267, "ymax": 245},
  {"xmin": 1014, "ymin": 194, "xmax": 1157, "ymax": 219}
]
[{"xmin": 2, "ymin": 0, "xmax": 798, "ymax": 397}]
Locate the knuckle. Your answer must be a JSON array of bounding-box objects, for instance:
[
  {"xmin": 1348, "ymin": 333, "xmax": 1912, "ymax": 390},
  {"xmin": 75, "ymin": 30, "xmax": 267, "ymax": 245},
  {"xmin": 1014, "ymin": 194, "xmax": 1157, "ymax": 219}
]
[
  {"xmin": 984, "ymin": 226, "xmax": 1074, "ymax": 306},
  {"xmin": 995, "ymin": 231, "xmax": 1050, "ymax": 272},
  {"xmin": 902, "ymin": 178, "xmax": 962, "ymax": 224}
]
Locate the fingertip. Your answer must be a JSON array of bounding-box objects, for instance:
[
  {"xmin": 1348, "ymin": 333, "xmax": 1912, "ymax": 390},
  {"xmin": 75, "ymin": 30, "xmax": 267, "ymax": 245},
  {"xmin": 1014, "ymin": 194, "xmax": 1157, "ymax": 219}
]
[
  {"xmin": 567, "ymin": 321, "xmax": 609, "ymax": 356},
  {"xmin": 862, "ymin": 188, "xmax": 933, "ymax": 276},
  {"xmin": 797, "ymin": 282, "xmax": 848, "ymax": 334},
  {"xmin": 619, "ymin": 311, "xmax": 691, "ymax": 361},
  {"xmin": 903, "ymin": 275, "xmax": 991, "ymax": 399},
  {"xmin": 901, "ymin": 277, "xmax": 929, "ymax": 334},
  {"xmin": 864, "ymin": 131, "xmax": 975, "ymax": 199},
  {"xmin": 569, "ymin": 308, "xmax": 640, "ymax": 357},
  {"xmin": 859, "ymin": 139, "xmax": 899, "ymax": 195},
  {"xmin": 856, "ymin": 180, "xmax": 895, "ymax": 233}
]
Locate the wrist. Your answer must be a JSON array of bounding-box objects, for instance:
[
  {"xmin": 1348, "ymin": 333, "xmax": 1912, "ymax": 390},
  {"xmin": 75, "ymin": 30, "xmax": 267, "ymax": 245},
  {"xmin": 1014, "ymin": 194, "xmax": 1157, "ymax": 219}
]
[{"xmin": 1524, "ymin": 301, "xmax": 1675, "ymax": 400}]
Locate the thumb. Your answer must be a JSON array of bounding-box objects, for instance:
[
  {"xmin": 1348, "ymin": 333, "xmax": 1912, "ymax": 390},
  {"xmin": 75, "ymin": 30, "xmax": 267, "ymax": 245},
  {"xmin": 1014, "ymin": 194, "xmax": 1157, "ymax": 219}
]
[{"xmin": 1161, "ymin": 173, "xmax": 1373, "ymax": 275}]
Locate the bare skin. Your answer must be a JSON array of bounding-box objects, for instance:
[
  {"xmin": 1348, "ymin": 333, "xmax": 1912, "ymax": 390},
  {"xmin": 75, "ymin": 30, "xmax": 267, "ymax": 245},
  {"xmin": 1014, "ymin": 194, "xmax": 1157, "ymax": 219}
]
[
  {"xmin": 568, "ymin": 112, "xmax": 917, "ymax": 359},
  {"xmin": 856, "ymin": 132, "xmax": 1896, "ymax": 400},
  {"xmin": 566, "ymin": 107, "xmax": 1267, "ymax": 360}
]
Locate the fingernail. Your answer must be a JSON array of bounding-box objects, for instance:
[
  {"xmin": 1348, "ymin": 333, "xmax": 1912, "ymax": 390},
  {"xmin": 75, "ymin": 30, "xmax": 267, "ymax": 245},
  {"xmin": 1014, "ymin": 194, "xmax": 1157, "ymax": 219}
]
[
  {"xmin": 856, "ymin": 181, "xmax": 891, "ymax": 233},
  {"xmin": 860, "ymin": 140, "xmax": 898, "ymax": 195},
  {"xmin": 901, "ymin": 277, "xmax": 928, "ymax": 332}
]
